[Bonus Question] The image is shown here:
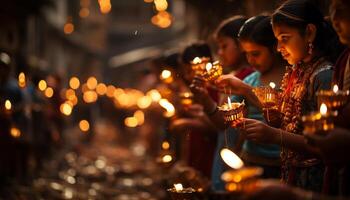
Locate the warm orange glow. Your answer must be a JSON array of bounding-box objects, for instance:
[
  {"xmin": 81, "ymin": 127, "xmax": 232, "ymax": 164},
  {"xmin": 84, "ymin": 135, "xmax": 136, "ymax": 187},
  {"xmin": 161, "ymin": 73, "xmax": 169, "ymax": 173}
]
[
  {"xmin": 192, "ymin": 57, "xmax": 201, "ymax": 64},
  {"xmin": 45, "ymin": 87, "xmax": 54, "ymax": 98},
  {"xmin": 69, "ymin": 77, "xmax": 80, "ymax": 90},
  {"xmin": 205, "ymin": 62, "xmax": 213, "ymax": 72},
  {"xmin": 65, "ymin": 89, "xmax": 76, "ymax": 100},
  {"xmin": 79, "ymin": 120, "xmax": 90, "ymax": 132},
  {"xmin": 64, "ymin": 23, "xmax": 74, "ymax": 34},
  {"xmin": 38, "ymin": 80, "xmax": 47, "ymax": 91},
  {"xmin": 146, "ymin": 89, "xmax": 161, "ymax": 102},
  {"xmin": 137, "ymin": 96, "xmax": 152, "ymax": 109},
  {"xmin": 333, "ymin": 85, "xmax": 339, "ymax": 93},
  {"xmin": 60, "ymin": 102, "xmax": 73, "ymax": 116},
  {"xmin": 160, "ymin": 69, "xmax": 173, "ymax": 83},
  {"xmin": 83, "ymin": 91, "xmax": 98, "ymax": 103},
  {"xmin": 154, "ymin": 0, "xmax": 168, "ymax": 11},
  {"xmin": 81, "ymin": 83, "xmax": 88, "ymax": 93},
  {"xmin": 96, "ymin": 83, "xmax": 107, "ymax": 95},
  {"xmin": 174, "ymin": 183, "xmax": 183, "ymax": 192},
  {"xmin": 18, "ymin": 72, "xmax": 26, "ymax": 88},
  {"xmin": 124, "ymin": 117, "xmax": 138, "ymax": 127},
  {"xmin": 106, "ymin": 85, "xmax": 116, "ymax": 98},
  {"xmin": 220, "ymin": 148, "xmax": 244, "ymax": 169},
  {"xmin": 159, "ymin": 98, "xmax": 175, "ymax": 117},
  {"xmin": 86, "ymin": 77, "xmax": 98, "ymax": 90},
  {"xmin": 79, "ymin": 8, "xmax": 90, "ymax": 18},
  {"xmin": 144, "ymin": 0, "xmax": 153, "ymax": 2},
  {"xmin": 320, "ymin": 103, "xmax": 328, "ymax": 116},
  {"xmin": 162, "ymin": 154, "xmax": 172, "ymax": 163},
  {"xmin": 162, "ymin": 141, "xmax": 170, "ymax": 150},
  {"xmin": 10, "ymin": 127, "xmax": 21, "ymax": 138},
  {"xmin": 69, "ymin": 96, "xmax": 78, "ymax": 106},
  {"xmin": 5, "ymin": 100, "xmax": 11, "ymax": 111},
  {"xmin": 98, "ymin": 0, "xmax": 112, "ymax": 14},
  {"xmin": 134, "ymin": 110, "xmax": 145, "ymax": 125},
  {"xmin": 269, "ymin": 82, "xmax": 276, "ymax": 89},
  {"xmin": 151, "ymin": 11, "xmax": 172, "ymax": 28}
]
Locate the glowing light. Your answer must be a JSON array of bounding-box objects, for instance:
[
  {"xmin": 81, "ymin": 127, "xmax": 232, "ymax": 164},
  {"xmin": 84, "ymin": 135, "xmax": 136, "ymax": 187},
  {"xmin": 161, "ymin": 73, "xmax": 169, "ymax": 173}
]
[
  {"xmin": 124, "ymin": 117, "xmax": 138, "ymax": 128},
  {"xmin": 10, "ymin": 127, "xmax": 21, "ymax": 138},
  {"xmin": 147, "ymin": 89, "xmax": 161, "ymax": 102},
  {"xmin": 159, "ymin": 98, "xmax": 175, "ymax": 117},
  {"xmin": 86, "ymin": 77, "xmax": 98, "ymax": 90},
  {"xmin": 137, "ymin": 96, "xmax": 152, "ymax": 109},
  {"xmin": 227, "ymin": 97, "xmax": 232, "ymax": 109},
  {"xmin": 162, "ymin": 155, "xmax": 172, "ymax": 163},
  {"xmin": 106, "ymin": 85, "xmax": 116, "ymax": 97},
  {"xmin": 192, "ymin": 57, "xmax": 201, "ymax": 64},
  {"xmin": 333, "ymin": 85, "xmax": 339, "ymax": 93},
  {"xmin": 64, "ymin": 23, "xmax": 74, "ymax": 34},
  {"xmin": 45, "ymin": 87, "xmax": 54, "ymax": 98},
  {"xmin": 151, "ymin": 11, "xmax": 172, "ymax": 28},
  {"xmin": 144, "ymin": 0, "xmax": 153, "ymax": 2},
  {"xmin": 83, "ymin": 91, "xmax": 98, "ymax": 103},
  {"xmin": 205, "ymin": 63, "xmax": 213, "ymax": 72},
  {"xmin": 160, "ymin": 70, "xmax": 171, "ymax": 79},
  {"xmin": 60, "ymin": 102, "xmax": 73, "ymax": 116},
  {"xmin": 18, "ymin": 72, "xmax": 26, "ymax": 88},
  {"xmin": 154, "ymin": 0, "xmax": 168, "ymax": 11},
  {"xmin": 0, "ymin": 52, "xmax": 10, "ymax": 65},
  {"xmin": 98, "ymin": 0, "xmax": 112, "ymax": 14},
  {"xmin": 269, "ymin": 82, "xmax": 276, "ymax": 89},
  {"xmin": 65, "ymin": 89, "xmax": 76, "ymax": 100},
  {"xmin": 134, "ymin": 110, "xmax": 145, "ymax": 125},
  {"xmin": 162, "ymin": 141, "xmax": 170, "ymax": 150},
  {"xmin": 96, "ymin": 83, "xmax": 107, "ymax": 95},
  {"xmin": 5, "ymin": 100, "xmax": 11, "ymax": 110},
  {"xmin": 320, "ymin": 103, "xmax": 328, "ymax": 116},
  {"xmin": 81, "ymin": 83, "xmax": 88, "ymax": 93},
  {"xmin": 69, "ymin": 77, "xmax": 80, "ymax": 89},
  {"xmin": 79, "ymin": 120, "xmax": 90, "ymax": 132},
  {"xmin": 38, "ymin": 80, "xmax": 47, "ymax": 91},
  {"xmin": 79, "ymin": 8, "xmax": 90, "ymax": 18},
  {"xmin": 174, "ymin": 183, "xmax": 183, "ymax": 192},
  {"xmin": 220, "ymin": 148, "xmax": 244, "ymax": 169}
]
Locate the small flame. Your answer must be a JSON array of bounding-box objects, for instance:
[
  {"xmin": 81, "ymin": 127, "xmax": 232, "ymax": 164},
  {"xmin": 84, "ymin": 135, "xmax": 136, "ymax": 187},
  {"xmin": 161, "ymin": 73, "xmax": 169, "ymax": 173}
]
[
  {"xmin": 5, "ymin": 100, "xmax": 11, "ymax": 110},
  {"xmin": 159, "ymin": 99, "xmax": 175, "ymax": 117},
  {"xmin": 174, "ymin": 183, "xmax": 183, "ymax": 192},
  {"xmin": 220, "ymin": 148, "xmax": 244, "ymax": 169},
  {"xmin": 269, "ymin": 82, "xmax": 276, "ymax": 89},
  {"xmin": 320, "ymin": 103, "xmax": 327, "ymax": 116},
  {"xmin": 160, "ymin": 70, "xmax": 171, "ymax": 79},
  {"xmin": 162, "ymin": 141, "xmax": 170, "ymax": 149},
  {"xmin": 192, "ymin": 57, "xmax": 201, "ymax": 64},
  {"xmin": 162, "ymin": 155, "xmax": 172, "ymax": 163},
  {"xmin": 333, "ymin": 85, "xmax": 339, "ymax": 93},
  {"xmin": 227, "ymin": 97, "xmax": 232, "ymax": 109},
  {"xmin": 205, "ymin": 63, "xmax": 213, "ymax": 72}
]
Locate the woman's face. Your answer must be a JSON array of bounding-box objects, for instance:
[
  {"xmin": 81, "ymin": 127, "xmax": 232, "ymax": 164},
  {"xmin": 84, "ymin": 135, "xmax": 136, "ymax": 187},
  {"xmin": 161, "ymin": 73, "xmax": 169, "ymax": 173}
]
[
  {"xmin": 216, "ymin": 35, "xmax": 242, "ymax": 69},
  {"xmin": 273, "ymin": 24, "xmax": 309, "ymax": 65},
  {"xmin": 240, "ymin": 41, "xmax": 274, "ymax": 73},
  {"xmin": 330, "ymin": 0, "xmax": 350, "ymax": 46}
]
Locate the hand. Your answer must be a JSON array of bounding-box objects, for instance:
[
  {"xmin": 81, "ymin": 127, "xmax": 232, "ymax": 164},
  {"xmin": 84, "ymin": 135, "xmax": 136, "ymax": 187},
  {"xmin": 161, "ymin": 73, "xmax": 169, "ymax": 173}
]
[
  {"xmin": 263, "ymin": 108, "xmax": 282, "ymax": 128},
  {"xmin": 305, "ymin": 127, "xmax": 350, "ymax": 165},
  {"xmin": 190, "ymin": 75, "xmax": 216, "ymax": 113},
  {"xmin": 239, "ymin": 118, "xmax": 278, "ymax": 144},
  {"xmin": 215, "ymin": 74, "xmax": 248, "ymax": 95}
]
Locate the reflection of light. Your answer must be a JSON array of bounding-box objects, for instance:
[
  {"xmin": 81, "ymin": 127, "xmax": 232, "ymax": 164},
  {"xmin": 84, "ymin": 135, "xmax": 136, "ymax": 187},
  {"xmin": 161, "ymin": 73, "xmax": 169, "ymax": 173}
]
[
  {"xmin": 174, "ymin": 183, "xmax": 183, "ymax": 192},
  {"xmin": 5, "ymin": 100, "xmax": 11, "ymax": 110},
  {"xmin": 64, "ymin": 23, "xmax": 74, "ymax": 34},
  {"xmin": 192, "ymin": 57, "xmax": 201, "ymax": 64},
  {"xmin": 320, "ymin": 103, "xmax": 327, "ymax": 116},
  {"xmin": 220, "ymin": 148, "xmax": 244, "ymax": 169},
  {"xmin": 38, "ymin": 80, "xmax": 47, "ymax": 91},
  {"xmin": 160, "ymin": 70, "xmax": 171, "ymax": 79},
  {"xmin": 134, "ymin": 110, "xmax": 144, "ymax": 125},
  {"xmin": 147, "ymin": 89, "xmax": 161, "ymax": 102},
  {"xmin": 60, "ymin": 102, "xmax": 73, "ymax": 116},
  {"xmin": 333, "ymin": 85, "xmax": 339, "ymax": 93},
  {"xmin": 79, "ymin": 8, "xmax": 90, "ymax": 18},
  {"xmin": 159, "ymin": 99, "xmax": 175, "ymax": 117},
  {"xmin": 18, "ymin": 72, "xmax": 26, "ymax": 88},
  {"xmin": 162, "ymin": 154, "xmax": 172, "ymax": 163},
  {"xmin": 106, "ymin": 85, "xmax": 116, "ymax": 98},
  {"xmin": 69, "ymin": 77, "xmax": 80, "ymax": 90},
  {"xmin": 205, "ymin": 62, "xmax": 212, "ymax": 72},
  {"xmin": 45, "ymin": 87, "xmax": 54, "ymax": 98},
  {"xmin": 96, "ymin": 83, "xmax": 107, "ymax": 95},
  {"xmin": 269, "ymin": 82, "xmax": 276, "ymax": 89},
  {"xmin": 83, "ymin": 91, "xmax": 98, "ymax": 103},
  {"xmin": 154, "ymin": 0, "xmax": 168, "ymax": 11},
  {"xmin": 86, "ymin": 77, "xmax": 98, "ymax": 90},
  {"xmin": 125, "ymin": 117, "xmax": 138, "ymax": 127},
  {"xmin": 79, "ymin": 120, "xmax": 90, "ymax": 132},
  {"xmin": 162, "ymin": 141, "xmax": 170, "ymax": 150},
  {"xmin": 137, "ymin": 96, "xmax": 152, "ymax": 109},
  {"xmin": 10, "ymin": 127, "xmax": 21, "ymax": 138}
]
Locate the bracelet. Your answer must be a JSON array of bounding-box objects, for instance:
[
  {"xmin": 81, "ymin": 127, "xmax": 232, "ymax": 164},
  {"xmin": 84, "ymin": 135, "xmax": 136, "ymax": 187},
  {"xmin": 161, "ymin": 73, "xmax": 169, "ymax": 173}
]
[{"xmin": 207, "ymin": 104, "xmax": 218, "ymax": 116}]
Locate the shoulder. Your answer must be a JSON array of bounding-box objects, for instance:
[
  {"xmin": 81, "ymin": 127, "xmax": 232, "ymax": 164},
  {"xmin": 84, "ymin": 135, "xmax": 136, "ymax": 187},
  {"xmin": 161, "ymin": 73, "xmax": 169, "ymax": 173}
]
[
  {"xmin": 311, "ymin": 59, "xmax": 334, "ymax": 90},
  {"xmin": 243, "ymin": 71, "xmax": 261, "ymax": 85}
]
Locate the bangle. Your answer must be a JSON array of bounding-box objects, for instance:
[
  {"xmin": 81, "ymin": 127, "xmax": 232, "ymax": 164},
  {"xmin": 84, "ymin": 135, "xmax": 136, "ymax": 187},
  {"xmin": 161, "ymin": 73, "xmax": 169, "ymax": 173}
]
[{"xmin": 207, "ymin": 104, "xmax": 218, "ymax": 116}]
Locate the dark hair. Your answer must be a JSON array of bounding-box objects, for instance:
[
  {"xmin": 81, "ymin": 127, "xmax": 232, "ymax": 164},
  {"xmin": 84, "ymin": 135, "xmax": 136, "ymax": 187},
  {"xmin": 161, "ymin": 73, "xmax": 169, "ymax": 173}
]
[
  {"xmin": 238, "ymin": 15, "xmax": 277, "ymax": 52},
  {"xmin": 214, "ymin": 15, "xmax": 247, "ymax": 40},
  {"xmin": 272, "ymin": 0, "xmax": 344, "ymax": 63},
  {"xmin": 181, "ymin": 42, "xmax": 212, "ymax": 64}
]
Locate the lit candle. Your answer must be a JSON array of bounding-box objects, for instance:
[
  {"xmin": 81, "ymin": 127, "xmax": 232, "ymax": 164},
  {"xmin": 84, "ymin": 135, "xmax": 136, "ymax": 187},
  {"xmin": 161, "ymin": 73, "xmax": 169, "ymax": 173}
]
[
  {"xmin": 302, "ymin": 103, "xmax": 336, "ymax": 135},
  {"xmin": 227, "ymin": 97, "xmax": 232, "ymax": 109},
  {"xmin": 5, "ymin": 99, "xmax": 11, "ymax": 111},
  {"xmin": 269, "ymin": 82, "xmax": 276, "ymax": 89},
  {"xmin": 320, "ymin": 103, "xmax": 327, "ymax": 116},
  {"xmin": 316, "ymin": 84, "xmax": 349, "ymax": 111},
  {"xmin": 174, "ymin": 183, "xmax": 183, "ymax": 192},
  {"xmin": 160, "ymin": 69, "xmax": 173, "ymax": 84}
]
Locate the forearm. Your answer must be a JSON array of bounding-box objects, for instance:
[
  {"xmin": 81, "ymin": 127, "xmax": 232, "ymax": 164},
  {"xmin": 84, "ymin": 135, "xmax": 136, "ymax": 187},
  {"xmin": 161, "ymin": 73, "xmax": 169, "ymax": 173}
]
[{"xmin": 241, "ymin": 84, "xmax": 263, "ymax": 108}]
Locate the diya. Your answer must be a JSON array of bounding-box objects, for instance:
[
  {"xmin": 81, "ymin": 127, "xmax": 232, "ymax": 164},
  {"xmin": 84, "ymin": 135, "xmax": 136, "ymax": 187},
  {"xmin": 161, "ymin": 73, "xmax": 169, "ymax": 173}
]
[
  {"xmin": 201, "ymin": 61, "xmax": 223, "ymax": 83},
  {"xmin": 218, "ymin": 97, "xmax": 245, "ymax": 126},
  {"xmin": 252, "ymin": 82, "xmax": 279, "ymax": 122},
  {"xmin": 190, "ymin": 57, "xmax": 211, "ymax": 75},
  {"xmin": 316, "ymin": 85, "xmax": 349, "ymax": 111},
  {"xmin": 179, "ymin": 92, "xmax": 194, "ymax": 107},
  {"xmin": 167, "ymin": 183, "xmax": 197, "ymax": 200}
]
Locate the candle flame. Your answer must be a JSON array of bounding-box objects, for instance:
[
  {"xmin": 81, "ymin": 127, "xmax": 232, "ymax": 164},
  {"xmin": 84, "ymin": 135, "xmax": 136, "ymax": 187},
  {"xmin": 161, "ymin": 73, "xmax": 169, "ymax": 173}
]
[
  {"xmin": 220, "ymin": 148, "xmax": 244, "ymax": 169},
  {"xmin": 174, "ymin": 183, "xmax": 183, "ymax": 191},
  {"xmin": 205, "ymin": 63, "xmax": 213, "ymax": 72},
  {"xmin": 333, "ymin": 85, "xmax": 339, "ymax": 93},
  {"xmin": 5, "ymin": 100, "xmax": 11, "ymax": 110},
  {"xmin": 159, "ymin": 99, "xmax": 175, "ymax": 117},
  {"xmin": 269, "ymin": 82, "xmax": 276, "ymax": 89},
  {"xmin": 160, "ymin": 70, "xmax": 171, "ymax": 79},
  {"xmin": 162, "ymin": 155, "xmax": 172, "ymax": 163},
  {"xmin": 320, "ymin": 103, "xmax": 327, "ymax": 116},
  {"xmin": 227, "ymin": 97, "xmax": 232, "ymax": 109},
  {"xmin": 162, "ymin": 141, "xmax": 170, "ymax": 149},
  {"xmin": 192, "ymin": 57, "xmax": 201, "ymax": 64}
]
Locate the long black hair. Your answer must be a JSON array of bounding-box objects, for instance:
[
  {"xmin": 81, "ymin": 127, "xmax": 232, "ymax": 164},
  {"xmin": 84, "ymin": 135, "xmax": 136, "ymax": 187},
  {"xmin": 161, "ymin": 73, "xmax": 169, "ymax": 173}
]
[
  {"xmin": 272, "ymin": 0, "xmax": 344, "ymax": 63},
  {"xmin": 214, "ymin": 15, "xmax": 247, "ymax": 41}
]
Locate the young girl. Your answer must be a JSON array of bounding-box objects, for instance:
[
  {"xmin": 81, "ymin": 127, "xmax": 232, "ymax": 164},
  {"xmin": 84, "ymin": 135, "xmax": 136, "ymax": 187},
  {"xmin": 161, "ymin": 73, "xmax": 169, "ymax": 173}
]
[{"xmin": 222, "ymin": 0, "xmax": 340, "ymax": 192}]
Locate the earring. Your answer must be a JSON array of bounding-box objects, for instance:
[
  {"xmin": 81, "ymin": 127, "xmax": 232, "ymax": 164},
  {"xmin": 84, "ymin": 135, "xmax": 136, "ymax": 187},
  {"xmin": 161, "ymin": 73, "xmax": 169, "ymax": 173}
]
[{"xmin": 308, "ymin": 42, "xmax": 314, "ymax": 55}]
